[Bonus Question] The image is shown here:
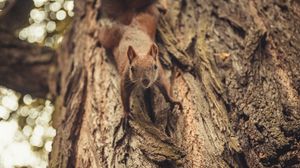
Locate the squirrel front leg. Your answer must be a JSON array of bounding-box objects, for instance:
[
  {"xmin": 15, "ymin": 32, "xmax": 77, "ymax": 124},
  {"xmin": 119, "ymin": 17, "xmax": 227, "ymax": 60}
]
[
  {"xmin": 156, "ymin": 70, "xmax": 183, "ymax": 110},
  {"xmin": 120, "ymin": 74, "xmax": 135, "ymax": 118},
  {"xmin": 120, "ymin": 75, "xmax": 136, "ymax": 130}
]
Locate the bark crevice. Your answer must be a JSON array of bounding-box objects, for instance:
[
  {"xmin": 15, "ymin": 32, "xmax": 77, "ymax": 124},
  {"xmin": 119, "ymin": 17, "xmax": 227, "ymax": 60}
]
[{"xmin": 46, "ymin": 0, "xmax": 300, "ymax": 167}]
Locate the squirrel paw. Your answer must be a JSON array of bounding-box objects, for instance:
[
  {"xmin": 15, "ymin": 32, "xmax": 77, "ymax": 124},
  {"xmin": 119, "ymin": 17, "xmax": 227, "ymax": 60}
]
[
  {"xmin": 121, "ymin": 113, "xmax": 132, "ymax": 132},
  {"xmin": 171, "ymin": 100, "xmax": 183, "ymax": 111},
  {"xmin": 157, "ymin": 0, "xmax": 168, "ymax": 14}
]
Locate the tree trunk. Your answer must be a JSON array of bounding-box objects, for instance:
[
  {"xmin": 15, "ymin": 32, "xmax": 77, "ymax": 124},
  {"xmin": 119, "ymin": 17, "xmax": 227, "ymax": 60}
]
[{"xmin": 0, "ymin": 0, "xmax": 299, "ymax": 167}]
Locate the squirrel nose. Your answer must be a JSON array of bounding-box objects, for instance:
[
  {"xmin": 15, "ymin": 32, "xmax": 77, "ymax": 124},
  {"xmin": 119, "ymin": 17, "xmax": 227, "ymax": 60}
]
[{"xmin": 142, "ymin": 78, "xmax": 150, "ymax": 87}]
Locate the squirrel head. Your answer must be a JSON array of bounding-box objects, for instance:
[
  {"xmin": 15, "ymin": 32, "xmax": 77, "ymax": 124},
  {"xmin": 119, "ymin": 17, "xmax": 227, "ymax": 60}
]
[{"xmin": 127, "ymin": 44, "xmax": 159, "ymax": 88}]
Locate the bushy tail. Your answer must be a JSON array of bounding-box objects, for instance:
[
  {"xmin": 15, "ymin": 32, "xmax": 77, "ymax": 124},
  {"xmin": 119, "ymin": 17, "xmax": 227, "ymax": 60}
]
[
  {"xmin": 98, "ymin": 19, "xmax": 124, "ymax": 49},
  {"xmin": 98, "ymin": 0, "xmax": 167, "ymax": 48},
  {"xmin": 132, "ymin": 4, "xmax": 160, "ymax": 40},
  {"xmin": 101, "ymin": 0, "xmax": 166, "ymax": 25},
  {"xmin": 101, "ymin": 0, "xmax": 156, "ymax": 16}
]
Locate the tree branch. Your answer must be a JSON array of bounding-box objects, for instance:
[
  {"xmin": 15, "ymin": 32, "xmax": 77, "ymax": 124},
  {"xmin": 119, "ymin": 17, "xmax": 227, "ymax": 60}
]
[
  {"xmin": 0, "ymin": 30, "xmax": 56, "ymax": 98},
  {"xmin": 0, "ymin": 0, "xmax": 54, "ymax": 98},
  {"xmin": 0, "ymin": 0, "xmax": 33, "ymax": 32},
  {"xmin": 0, "ymin": 0, "xmax": 16, "ymax": 18}
]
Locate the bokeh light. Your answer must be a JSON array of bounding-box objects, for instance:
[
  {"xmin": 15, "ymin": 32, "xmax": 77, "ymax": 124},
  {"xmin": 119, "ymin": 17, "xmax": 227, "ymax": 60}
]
[
  {"xmin": 0, "ymin": 0, "xmax": 7, "ymax": 11},
  {"xmin": 0, "ymin": 87, "xmax": 56, "ymax": 168},
  {"xmin": 1, "ymin": 0, "xmax": 72, "ymax": 167},
  {"xmin": 19, "ymin": 0, "xmax": 74, "ymax": 47}
]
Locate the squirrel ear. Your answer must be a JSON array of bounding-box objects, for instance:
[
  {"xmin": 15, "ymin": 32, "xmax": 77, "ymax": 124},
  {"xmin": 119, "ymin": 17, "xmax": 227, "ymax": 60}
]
[
  {"xmin": 148, "ymin": 44, "xmax": 158, "ymax": 60},
  {"xmin": 127, "ymin": 46, "xmax": 137, "ymax": 63}
]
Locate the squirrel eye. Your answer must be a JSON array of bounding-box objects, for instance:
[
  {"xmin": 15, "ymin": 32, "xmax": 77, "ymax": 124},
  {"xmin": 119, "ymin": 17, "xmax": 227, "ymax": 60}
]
[
  {"xmin": 153, "ymin": 64, "xmax": 158, "ymax": 70},
  {"xmin": 130, "ymin": 66, "xmax": 135, "ymax": 72}
]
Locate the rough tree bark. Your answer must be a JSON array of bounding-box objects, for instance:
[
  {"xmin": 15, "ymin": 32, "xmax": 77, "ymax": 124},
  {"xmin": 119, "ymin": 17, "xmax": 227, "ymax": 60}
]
[
  {"xmin": 48, "ymin": 0, "xmax": 300, "ymax": 167},
  {"xmin": 0, "ymin": 0, "xmax": 299, "ymax": 167}
]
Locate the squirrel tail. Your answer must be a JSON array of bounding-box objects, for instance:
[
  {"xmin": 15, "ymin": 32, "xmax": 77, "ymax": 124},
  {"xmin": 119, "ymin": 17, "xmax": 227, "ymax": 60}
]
[
  {"xmin": 101, "ymin": 0, "xmax": 166, "ymax": 24},
  {"xmin": 98, "ymin": 19, "xmax": 124, "ymax": 49},
  {"xmin": 101, "ymin": 0, "xmax": 156, "ymax": 13}
]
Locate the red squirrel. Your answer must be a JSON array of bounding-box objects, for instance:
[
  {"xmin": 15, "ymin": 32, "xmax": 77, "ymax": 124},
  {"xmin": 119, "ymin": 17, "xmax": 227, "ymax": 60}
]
[
  {"xmin": 101, "ymin": 0, "xmax": 167, "ymax": 25},
  {"xmin": 98, "ymin": 0, "xmax": 182, "ymax": 122}
]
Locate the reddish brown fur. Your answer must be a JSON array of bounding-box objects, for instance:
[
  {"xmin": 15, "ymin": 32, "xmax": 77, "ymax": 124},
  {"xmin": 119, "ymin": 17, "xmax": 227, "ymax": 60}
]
[{"xmin": 98, "ymin": 0, "xmax": 182, "ymax": 122}]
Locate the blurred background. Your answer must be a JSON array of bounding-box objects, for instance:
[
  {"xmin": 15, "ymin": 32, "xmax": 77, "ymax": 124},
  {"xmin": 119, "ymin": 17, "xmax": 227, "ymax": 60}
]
[{"xmin": 0, "ymin": 0, "xmax": 73, "ymax": 167}]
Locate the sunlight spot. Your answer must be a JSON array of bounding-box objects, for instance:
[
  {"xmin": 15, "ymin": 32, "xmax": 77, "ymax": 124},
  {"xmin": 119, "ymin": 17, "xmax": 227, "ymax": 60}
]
[
  {"xmin": 46, "ymin": 21, "xmax": 56, "ymax": 32},
  {"xmin": 63, "ymin": 1, "xmax": 74, "ymax": 11},
  {"xmin": 0, "ymin": 87, "xmax": 56, "ymax": 168},
  {"xmin": 0, "ymin": 106, "xmax": 10, "ymax": 120},
  {"xmin": 49, "ymin": 2, "xmax": 61, "ymax": 12},
  {"xmin": 56, "ymin": 10, "xmax": 66, "ymax": 20},
  {"xmin": 22, "ymin": 125, "xmax": 33, "ymax": 137},
  {"xmin": 2, "ymin": 94, "xmax": 18, "ymax": 111},
  {"xmin": 30, "ymin": 9, "xmax": 46, "ymax": 23},
  {"xmin": 44, "ymin": 141, "xmax": 53, "ymax": 152},
  {"xmin": 0, "ymin": 1, "xmax": 5, "ymax": 10},
  {"xmin": 23, "ymin": 94, "xmax": 33, "ymax": 105},
  {"xmin": 68, "ymin": 10, "xmax": 74, "ymax": 17},
  {"xmin": 19, "ymin": 28, "xmax": 28, "ymax": 40},
  {"xmin": 33, "ymin": 0, "xmax": 47, "ymax": 7}
]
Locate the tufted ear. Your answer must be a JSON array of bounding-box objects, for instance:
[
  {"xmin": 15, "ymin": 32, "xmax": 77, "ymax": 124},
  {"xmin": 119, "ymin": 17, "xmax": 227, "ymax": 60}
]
[
  {"xmin": 127, "ymin": 45, "xmax": 137, "ymax": 63},
  {"xmin": 148, "ymin": 44, "xmax": 158, "ymax": 60}
]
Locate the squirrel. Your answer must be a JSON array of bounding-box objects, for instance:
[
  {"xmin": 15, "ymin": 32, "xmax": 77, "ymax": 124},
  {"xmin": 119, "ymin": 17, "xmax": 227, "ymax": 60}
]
[
  {"xmin": 98, "ymin": 0, "xmax": 182, "ymax": 123},
  {"xmin": 100, "ymin": 0, "xmax": 167, "ymax": 25}
]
